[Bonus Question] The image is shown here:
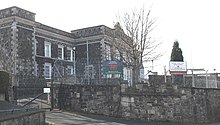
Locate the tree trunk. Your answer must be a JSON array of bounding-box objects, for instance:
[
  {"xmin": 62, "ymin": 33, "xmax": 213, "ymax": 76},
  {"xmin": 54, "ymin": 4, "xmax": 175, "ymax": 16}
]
[{"xmin": 132, "ymin": 66, "xmax": 140, "ymax": 86}]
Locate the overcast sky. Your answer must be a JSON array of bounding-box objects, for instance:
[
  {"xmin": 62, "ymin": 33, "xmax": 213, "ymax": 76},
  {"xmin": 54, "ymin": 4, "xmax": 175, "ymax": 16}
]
[{"xmin": 1, "ymin": 0, "xmax": 220, "ymax": 74}]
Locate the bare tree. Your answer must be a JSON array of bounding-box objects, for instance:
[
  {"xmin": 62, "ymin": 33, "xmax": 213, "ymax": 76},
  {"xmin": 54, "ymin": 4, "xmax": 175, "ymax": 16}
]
[{"xmin": 114, "ymin": 7, "xmax": 161, "ymax": 84}]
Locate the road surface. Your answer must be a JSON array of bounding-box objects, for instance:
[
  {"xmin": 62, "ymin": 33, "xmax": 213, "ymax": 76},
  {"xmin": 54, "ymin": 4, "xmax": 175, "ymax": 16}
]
[{"xmin": 46, "ymin": 110, "xmax": 220, "ymax": 125}]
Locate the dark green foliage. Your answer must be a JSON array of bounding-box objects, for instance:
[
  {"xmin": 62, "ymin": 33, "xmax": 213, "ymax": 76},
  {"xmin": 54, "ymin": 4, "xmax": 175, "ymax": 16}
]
[
  {"xmin": 170, "ymin": 41, "xmax": 184, "ymax": 61},
  {"xmin": 0, "ymin": 71, "xmax": 9, "ymax": 93},
  {"xmin": 170, "ymin": 41, "xmax": 184, "ymax": 84}
]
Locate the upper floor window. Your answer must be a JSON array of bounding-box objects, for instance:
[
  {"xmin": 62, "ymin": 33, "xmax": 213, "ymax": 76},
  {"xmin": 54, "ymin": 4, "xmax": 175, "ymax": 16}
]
[
  {"xmin": 58, "ymin": 45, "xmax": 64, "ymax": 60},
  {"xmin": 44, "ymin": 41, "xmax": 51, "ymax": 58},
  {"xmin": 115, "ymin": 49, "xmax": 120, "ymax": 60},
  {"xmin": 122, "ymin": 51, "xmax": 127, "ymax": 62},
  {"xmin": 44, "ymin": 63, "xmax": 52, "ymax": 79},
  {"xmin": 106, "ymin": 44, "xmax": 111, "ymax": 60},
  {"xmin": 66, "ymin": 47, "xmax": 73, "ymax": 61}
]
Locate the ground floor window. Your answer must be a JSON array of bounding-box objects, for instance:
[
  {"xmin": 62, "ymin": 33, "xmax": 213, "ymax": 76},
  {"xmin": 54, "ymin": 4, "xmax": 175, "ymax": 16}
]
[
  {"xmin": 44, "ymin": 63, "xmax": 51, "ymax": 79},
  {"xmin": 67, "ymin": 65, "xmax": 73, "ymax": 75}
]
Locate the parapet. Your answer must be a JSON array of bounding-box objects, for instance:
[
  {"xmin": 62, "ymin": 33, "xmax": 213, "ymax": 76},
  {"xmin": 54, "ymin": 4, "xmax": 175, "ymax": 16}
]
[{"xmin": 0, "ymin": 6, "xmax": 35, "ymax": 21}]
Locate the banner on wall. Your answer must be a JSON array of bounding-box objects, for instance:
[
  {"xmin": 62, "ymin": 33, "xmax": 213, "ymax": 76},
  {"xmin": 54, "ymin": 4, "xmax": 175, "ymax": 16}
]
[{"xmin": 103, "ymin": 60, "xmax": 123, "ymax": 74}]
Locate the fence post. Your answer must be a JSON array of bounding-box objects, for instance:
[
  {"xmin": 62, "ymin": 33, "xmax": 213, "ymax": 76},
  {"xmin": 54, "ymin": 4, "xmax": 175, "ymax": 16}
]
[{"xmin": 192, "ymin": 74, "xmax": 195, "ymax": 87}]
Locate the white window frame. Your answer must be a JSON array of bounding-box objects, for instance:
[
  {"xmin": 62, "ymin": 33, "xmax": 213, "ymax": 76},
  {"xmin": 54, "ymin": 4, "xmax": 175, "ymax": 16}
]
[
  {"xmin": 67, "ymin": 47, "xmax": 73, "ymax": 61},
  {"xmin": 44, "ymin": 63, "xmax": 52, "ymax": 79},
  {"xmin": 58, "ymin": 44, "xmax": 64, "ymax": 60},
  {"xmin": 106, "ymin": 44, "xmax": 111, "ymax": 60},
  {"xmin": 44, "ymin": 41, "xmax": 51, "ymax": 58},
  {"xmin": 115, "ymin": 49, "xmax": 120, "ymax": 60},
  {"xmin": 123, "ymin": 67, "xmax": 128, "ymax": 80}
]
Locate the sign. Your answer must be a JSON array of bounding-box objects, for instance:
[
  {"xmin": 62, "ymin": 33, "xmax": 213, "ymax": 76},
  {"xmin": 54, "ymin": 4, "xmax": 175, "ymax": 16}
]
[
  {"xmin": 43, "ymin": 88, "xmax": 51, "ymax": 93},
  {"xmin": 169, "ymin": 61, "xmax": 187, "ymax": 74},
  {"xmin": 103, "ymin": 60, "xmax": 123, "ymax": 74}
]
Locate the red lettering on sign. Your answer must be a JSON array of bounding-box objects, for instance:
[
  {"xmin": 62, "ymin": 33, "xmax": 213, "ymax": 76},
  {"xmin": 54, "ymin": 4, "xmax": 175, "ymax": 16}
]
[{"xmin": 109, "ymin": 64, "xmax": 118, "ymax": 70}]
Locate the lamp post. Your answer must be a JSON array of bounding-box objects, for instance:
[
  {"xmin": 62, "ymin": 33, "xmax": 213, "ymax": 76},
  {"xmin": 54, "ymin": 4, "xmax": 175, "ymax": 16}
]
[
  {"xmin": 206, "ymin": 70, "xmax": 208, "ymax": 88},
  {"xmin": 73, "ymin": 47, "xmax": 76, "ymax": 83},
  {"xmin": 86, "ymin": 40, "xmax": 90, "ymax": 85}
]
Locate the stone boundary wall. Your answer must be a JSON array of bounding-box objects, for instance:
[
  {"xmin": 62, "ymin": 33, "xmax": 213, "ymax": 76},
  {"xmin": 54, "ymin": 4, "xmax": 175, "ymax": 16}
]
[
  {"xmin": 53, "ymin": 84, "xmax": 121, "ymax": 116},
  {"xmin": 121, "ymin": 84, "xmax": 220, "ymax": 123},
  {"xmin": 0, "ymin": 110, "xmax": 45, "ymax": 125},
  {"xmin": 54, "ymin": 80, "xmax": 220, "ymax": 123}
]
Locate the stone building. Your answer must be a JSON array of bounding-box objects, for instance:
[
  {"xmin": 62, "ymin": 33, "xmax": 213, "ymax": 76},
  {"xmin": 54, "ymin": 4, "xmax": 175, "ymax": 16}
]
[
  {"xmin": 0, "ymin": 6, "xmax": 133, "ymax": 86},
  {"xmin": 72, "ymin": 23, "xmax": 133, "ymax": 85},
  {"xmin": 0, "ymin": 6, "xmax": 75, "ymax": 87}
]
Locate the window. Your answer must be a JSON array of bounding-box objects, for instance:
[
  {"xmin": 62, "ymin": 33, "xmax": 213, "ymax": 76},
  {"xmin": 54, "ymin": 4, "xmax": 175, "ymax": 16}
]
[
  {"xmin": 67, "ymin": 47, "xmax": 73, "ymax": 61},
  {"xmin": 44, "ymin": 63, "xmax": 51, "ymax": 79},
  {"xmin": 106, "ymin": 74, "xmax": 112, "ymax": 78},
  {"xmin": 122, "ymin": 51, "xmax": 131, "ymax": 63},
  {"xmin": 67, "ymin": 66, "xmax": 73, "ymax": 75},
  {"xmin": 44, "ymin": 41, "xmax": 51, "ymax": 57},
  {"xmin": 123, "ymin": 67, "xmax": 128, "ymax": 80},
  {"xmin": 106, "ymin": 44, "xmax": 111, "ymax": 60},
  {"xmin": 115, "ymin": 49, "xmax": 120, "ymax": 60},
  {"xmin": 58, "ymin": 45, "xmax": 64, "ymax": 60}
]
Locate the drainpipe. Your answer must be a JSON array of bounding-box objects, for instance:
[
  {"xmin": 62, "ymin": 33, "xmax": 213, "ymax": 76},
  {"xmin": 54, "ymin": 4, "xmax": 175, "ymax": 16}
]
[{"xmin": 33, "ymin": 27, "xmax": 37, "ymax": 76}]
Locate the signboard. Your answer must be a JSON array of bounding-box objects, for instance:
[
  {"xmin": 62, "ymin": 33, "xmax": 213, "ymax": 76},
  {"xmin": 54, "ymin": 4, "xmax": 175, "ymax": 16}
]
[
  {"xmin": 103, "ymin": 60, "xmax": 123, "ymax": 74},
  {"xmin": 43, "ymin": 88, "xmax": 51, "ymax": 93},
  {"xmin": 169, "ymin": 61, "xmax": 187, "ymax": 75}
]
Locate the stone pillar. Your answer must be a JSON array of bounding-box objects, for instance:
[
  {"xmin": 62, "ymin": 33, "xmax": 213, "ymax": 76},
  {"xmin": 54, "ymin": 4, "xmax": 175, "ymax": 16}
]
[{"xmin": 10, "ymin": 22, "xmax": 18, "ymax": 103}]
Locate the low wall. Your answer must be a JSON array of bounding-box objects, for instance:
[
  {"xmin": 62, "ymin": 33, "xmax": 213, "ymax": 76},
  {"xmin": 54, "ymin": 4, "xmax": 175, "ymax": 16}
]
[
  {"xmin": 0, "ymin": 110, "xmax": 45, "ymax": 125},
  {"xmin": 53, "ymin": 84, "xmax": 121, "ymax": 116},
  {"xmin": 121, "ymin": 84, "xmax": 220, "ymax": 123},
  {"xmin": 53, "ymin": 77, "xmax": 220, "ymax": 123}
]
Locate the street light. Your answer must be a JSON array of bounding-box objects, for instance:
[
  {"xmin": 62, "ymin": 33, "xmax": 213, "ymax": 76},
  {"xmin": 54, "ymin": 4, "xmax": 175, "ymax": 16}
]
[{"xmin": 73, "ymin": 47, "xmax": 76, "ymax": 83}]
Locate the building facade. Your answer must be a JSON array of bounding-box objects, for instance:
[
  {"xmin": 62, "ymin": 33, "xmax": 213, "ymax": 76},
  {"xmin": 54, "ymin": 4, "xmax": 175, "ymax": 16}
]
[
  {"xmin": 72, "ymin": 24, "xmax": 133, "ymax": 85},
  {"xmin": 0, "ymin": 6, "xmax": 133, "ymax": 86}
]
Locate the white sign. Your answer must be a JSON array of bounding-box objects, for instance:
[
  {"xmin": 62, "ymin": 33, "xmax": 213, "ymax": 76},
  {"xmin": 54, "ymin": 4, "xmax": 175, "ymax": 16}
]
[
  {"xmin": 169, "ymin": 61, "xmax": 187, "ymax": 74},
  {"xmin": 43, "ymin": 88, "xmax": 51, "ymax": 93}
]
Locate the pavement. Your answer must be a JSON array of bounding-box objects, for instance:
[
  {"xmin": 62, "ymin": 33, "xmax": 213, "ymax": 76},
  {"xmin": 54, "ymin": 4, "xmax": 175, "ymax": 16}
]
[{"xmin": 45, "ymin": 109, "xmax": 220, "ymax": 125}]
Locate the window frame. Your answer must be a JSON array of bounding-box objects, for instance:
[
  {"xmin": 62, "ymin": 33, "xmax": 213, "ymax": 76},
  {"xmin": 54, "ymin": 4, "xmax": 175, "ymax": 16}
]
[
  {"xmin": 44, "ymin": 63, "xmax": 52, "ymax": 79},
  {"xmin": 67, "ymin": 47, "xmax": 73, "ymax": 61},
  {"xmin": 106, "ymin": 44, "xmax": 111, "ymax": 60},
  {"xmin": 58, "ymin": 44, "xmax": 64, "ymax": 60},
  {"xmin": 44, "ymin": 41, "xmax": 51, "ymax": 58}
]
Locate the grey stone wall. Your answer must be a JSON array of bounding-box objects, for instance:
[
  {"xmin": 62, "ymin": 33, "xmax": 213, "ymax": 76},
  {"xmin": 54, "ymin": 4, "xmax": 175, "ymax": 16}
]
[
  {"xmin": 55, "ymin": 78, "xmax": 220, "ymax": 123},
  {"xmin": 16, "ymin": 26, "xmax": 35, "ymax": 84},
  {"xmin": 53, "ymin": 84, "xmax": 121, "ymax": 116},
  {"xmin": 71, "ymin": 25, "xmax": 104, "ymax": 38},
  {"xmin": 0, "ymin": 110, "xmax": 45, "ymax": 125},
  {"xmin": 0, "ymin": 24, "xmax": 15, "ymax": 73},
  {"xmin": 120, "ymin": 82, "xmax": 220, "ymax": 123},
  {"xmin": 0, "ymin": 6, "xmax": 35, "ymax": 21}
]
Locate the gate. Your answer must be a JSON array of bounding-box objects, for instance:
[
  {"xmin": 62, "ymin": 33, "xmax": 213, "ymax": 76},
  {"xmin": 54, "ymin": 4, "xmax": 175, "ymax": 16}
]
[{"xmin": 14, "ymin": 85, "xmax": 52, "ymax": 109}]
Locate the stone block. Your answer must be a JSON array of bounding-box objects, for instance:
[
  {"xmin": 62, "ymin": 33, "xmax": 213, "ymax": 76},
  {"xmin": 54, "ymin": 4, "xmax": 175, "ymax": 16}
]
[
  {"xmin": 121, "ymin": 84, "xmax": 127, "ymax": 92},
  {"xmin": 148, "ymin": 109, "xmax": 155, "ymax": 115},
  {"xmin": 181, "ymin": 95, "xmax": 187, "ymax": 100},
  {"xmin": 136, "ymin": 84, "xmax": 143, "ymax": 90},
  {"xmin": 0, "ymin": 94, "xmax": 5, "ymax": 101}
]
